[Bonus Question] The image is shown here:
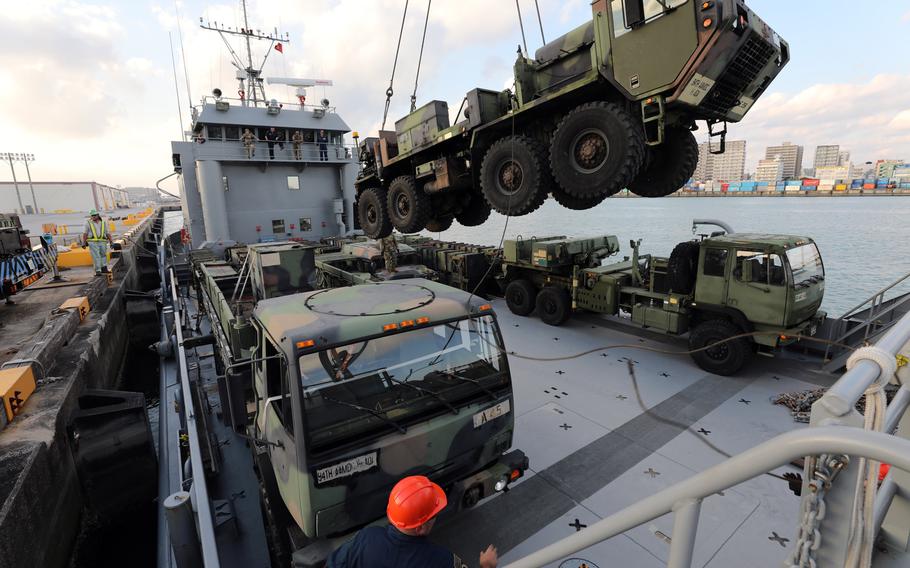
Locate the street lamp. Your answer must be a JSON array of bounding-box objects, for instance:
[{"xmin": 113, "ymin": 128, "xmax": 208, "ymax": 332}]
[{"xmin": 0, "ymin": 152, "xmax": 25, "ymax": 214}]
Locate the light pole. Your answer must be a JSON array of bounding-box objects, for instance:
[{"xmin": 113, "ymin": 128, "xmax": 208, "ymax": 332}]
[
  {"xmin": 0, "ymin": 152, "xmax": 25, "ymax": 214},
  {"xmin": 19, "ymin": 154, "xmax": 37, "ymax": 213}
]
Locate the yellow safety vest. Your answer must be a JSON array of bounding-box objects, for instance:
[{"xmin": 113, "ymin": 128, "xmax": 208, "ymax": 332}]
[{"xmin": 88, "ymin": 220, "xmax": 107, "ymax": 242}]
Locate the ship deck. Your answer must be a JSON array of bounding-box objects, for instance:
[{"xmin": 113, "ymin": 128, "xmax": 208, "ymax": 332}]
[{"xmin": 431, "ymin": 299, "xmax": 837, "ymax": 567}]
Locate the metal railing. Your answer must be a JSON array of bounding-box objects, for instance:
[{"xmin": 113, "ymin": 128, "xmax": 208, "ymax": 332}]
[
  {"xmin": 195, "ymin": 95, "xmax": 338, "ymax": 114},
  {"xmin": 504, "ymin": 308, "xmax": 910, "ymax": 568},
  {"xmin": 823, "ymin": 269, "xmax": 910, "ymax": 371},
  {"xmin": 191, "ymin": 140, "xmax": 355, "ymax": 163}
]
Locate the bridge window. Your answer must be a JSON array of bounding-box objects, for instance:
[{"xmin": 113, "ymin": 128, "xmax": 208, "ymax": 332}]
[
  {"xmin": 224, "ymin": 126, "xmax": 239, "ymax": 141},
  {"xmin": 287, "ymin": 175, "xmax": 300, "ymax": 191},
  {"xmin": 272, "ymin": 219, "xmax": 285, "ymax": 233},
  {"xmin": 207, "ymin": 125, "xmax": 224, "ymax": 141},
  {"xmin": 299, "ymin": 218, "xmax": 312, "ymax": 232}
]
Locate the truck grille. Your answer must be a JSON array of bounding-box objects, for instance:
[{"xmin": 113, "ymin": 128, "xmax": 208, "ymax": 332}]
[{"xmin": 702, "ymin": 34, "xmax": 776, "ymax": 118}]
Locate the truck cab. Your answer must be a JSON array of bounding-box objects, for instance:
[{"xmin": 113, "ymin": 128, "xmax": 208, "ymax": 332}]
[{"xmin": 249, "ymin": 279, "xmax": 527, "ymax": 561}]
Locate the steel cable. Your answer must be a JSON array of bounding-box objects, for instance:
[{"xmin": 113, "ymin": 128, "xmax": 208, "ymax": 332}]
[
  {"xmin": 381, "ymin": 0, "xmax": 410, "ymax": 131},
  {"xmin": 410, "ymin": 0, "xmax": 432, "ymax": 113}
]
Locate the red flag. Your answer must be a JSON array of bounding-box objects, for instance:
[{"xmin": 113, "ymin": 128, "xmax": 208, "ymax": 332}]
[{"xmin": 274, "ymin": 43, "xmax": 283, "ymax": 54}]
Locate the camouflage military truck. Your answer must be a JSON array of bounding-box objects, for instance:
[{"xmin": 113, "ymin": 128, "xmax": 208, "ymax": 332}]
[
  {"xmin": 248, "ymin": 280, "xmax": 528, "ymax": 564},
  {"xmin": 355, "ymin": 0, "xmax": 789, "ymax": 236},
  {"xmin": 501, "ymin": 233, "xmax": 825, "ymax": 375},
  {"xmin": 314, "ymin": 239, "xmax": 438, "ymax": 288}
]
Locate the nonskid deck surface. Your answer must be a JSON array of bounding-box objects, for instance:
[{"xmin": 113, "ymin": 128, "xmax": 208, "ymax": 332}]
[{"xmin": 432, "ymin": 300, "xmax": 837, "ymax": 567}]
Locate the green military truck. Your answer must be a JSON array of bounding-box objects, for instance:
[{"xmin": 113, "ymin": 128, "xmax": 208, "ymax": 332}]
[
  {"xmin": 193, "ymin": 245, "xmax": 528, "ymax": 566},
  {"xmin": 355, "ymin": 0, "xmax": 789, "ymax": 237},
  {"xmin": 314, "ymin": 239, "xmax": 439, "ymax": 287},
  {"xmin": 500, "ymin": 231, "xmax": 826, "ymax": 375}
]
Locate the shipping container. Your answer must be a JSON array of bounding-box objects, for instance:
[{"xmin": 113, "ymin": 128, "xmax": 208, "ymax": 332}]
[
  {"xmin": 835, "ymin": 184, "xmax": 847, "ymax": 191},
  {"xmin": 863, "ymin": 183, "xmax": 875, "ymax": 190},
  {"xmin": 851, "ymin": 180, "xmax": 863, "ymax": 189},
  {"xmin": 803, "ymin": 186, "xmax": 817, "ymax": 191},
  {"xmin": 803, "ymin": 179, "xmax": 820, "ymax": 187},
  {"xmin": 819, "ymin": 185, "xmax": 834, "ymax": 191}
]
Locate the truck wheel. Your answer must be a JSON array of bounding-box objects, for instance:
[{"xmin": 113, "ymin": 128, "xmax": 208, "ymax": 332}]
[
  {"xmin": 387, "ymin": 175, "xmax": 429, "ymax": 233},
  {"xmin": 667, "ymin": 241, "xmax": 700, "ymax": 294},
  {"xmin": 688, "ymin": 319, "xmax": 752, "ymax": 376},
  {"xmin": 425, "ymin": 214, "xmax": 454, "ymax": 232},
  {"xmin": 550, "ymin": 101, "xmax": 645, "ymax": 199},
  {"xmin": 358, "ymin": 187, "xmax": 393, "ymax": 238},
  {"xmin": 456, "ymin": 193, "xmax": 492, "ymax": 226},
  {"xmin": 480, "ymin": 135, "xmax": 548, "ymax": 216},
  {"xmin": 536, "ymin": 286, "xmax": 572, "ymax": 326},
  {"xmin": 628, "ymin": 127, "xmax": 698, "ymax": 197},
  {"xmin": 505, "ymin": 279, "xmax": 537, "ymax": 316},
  {"xmin": 550, "ymin": 186, "xmax": 607, "ymax": 210}
]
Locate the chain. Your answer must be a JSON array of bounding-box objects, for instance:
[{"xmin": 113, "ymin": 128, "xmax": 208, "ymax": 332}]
[{"xmin": 786, "ymin": 454, "xmax": 849, "ymax": 568}]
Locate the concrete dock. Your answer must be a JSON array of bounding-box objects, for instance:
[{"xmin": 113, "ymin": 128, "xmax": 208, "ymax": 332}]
[{"xmin": 0, "ymin": 210, "xmax": 162, "ymax": 568}]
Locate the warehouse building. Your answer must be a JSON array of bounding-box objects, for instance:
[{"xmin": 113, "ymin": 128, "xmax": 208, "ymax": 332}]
[{"xmin": 0, "ymin": 181, "xmax": 129, "ymax": 214}]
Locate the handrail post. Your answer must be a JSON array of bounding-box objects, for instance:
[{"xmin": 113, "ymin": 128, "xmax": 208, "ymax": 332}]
[
  {"xmin": 667, "ymin": 498, "xmax": 702, "ymax": 568},
  {"xmin": 880, "ymin": 387, "xmax": 910, "ymax": 553}
]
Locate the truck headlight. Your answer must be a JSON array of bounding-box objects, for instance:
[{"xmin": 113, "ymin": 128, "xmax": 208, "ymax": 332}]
[{"xmin": 494, "ymin": 475, "xmax": 509, "ymax": 492}]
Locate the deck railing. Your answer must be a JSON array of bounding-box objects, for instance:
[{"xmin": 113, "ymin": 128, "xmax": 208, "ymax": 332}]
[
  {"xmin": 190, "ymin": 140, "xmax": 355, "ymax": 163},
  {"xmin": 504, "ymin": 309, "xmax": 910, "ymax": 568}
]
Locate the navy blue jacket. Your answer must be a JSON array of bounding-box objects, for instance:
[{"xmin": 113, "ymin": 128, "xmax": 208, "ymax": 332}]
[{"xmin": 327, "ymin": 525, "xmax": 461, "ymax": 568}]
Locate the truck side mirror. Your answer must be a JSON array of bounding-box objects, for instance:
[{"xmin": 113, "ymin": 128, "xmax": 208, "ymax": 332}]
[{"xmin": 624, "ymin": 0, "xmax": 646, "ymax": 28}]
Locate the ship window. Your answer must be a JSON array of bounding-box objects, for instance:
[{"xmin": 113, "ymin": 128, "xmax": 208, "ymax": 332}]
[
  {"xmin": 287, "ymin": 175, "xmax": 300, "ymax": 191},
  {"xmin": 703, "ymin": 248, "xmax": 727, "ymax": 277},
  {"xmin": 207, "ymin": 125, "xmax": 224, "ymax": 141},
  {"xmin": 299, "ymin": 218, "xmax": 312, "ymax": 232},
  {"xmin": 272, "ymin": 219, "xmax": 285, "ymax": 233},
  {"xmin": 303, "ymin": 130, "xmax": 315, "ymax": 143},
  {"xmin": 222, "ymin": 176, "xmax": 229, "ymax": 192},
  {"xmin": 224, "ymin": 126, "xmax": 239, "ymax": 141}
]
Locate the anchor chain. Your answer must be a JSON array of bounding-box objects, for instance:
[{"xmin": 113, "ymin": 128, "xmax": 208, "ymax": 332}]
[{"xmin": 786, "ymin": 454, "xmax": 849, "ymax": 568}]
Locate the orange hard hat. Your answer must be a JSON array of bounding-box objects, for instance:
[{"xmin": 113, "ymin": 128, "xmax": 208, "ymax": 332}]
[{"xmin": 386, "ymin": 475, "xmax": 447, "ymax": 530}]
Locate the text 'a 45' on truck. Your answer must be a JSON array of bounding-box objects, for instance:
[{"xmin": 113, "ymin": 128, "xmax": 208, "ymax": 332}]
[
  {"xmin": 353, "ymin": 0, "xmax": 789, "ymax": 237},
  {"xmin": 498, "ymin": 225, "xmax": 825, "ymax": 376}
]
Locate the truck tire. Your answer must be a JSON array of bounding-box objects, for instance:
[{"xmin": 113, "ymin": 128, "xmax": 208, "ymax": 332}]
[
  {"xmin": 536, "ymin": 286, "xmax": 572, "ymax": 326},
  {"xmin": 550, "ymin": 101, "xmax": 645, "ymax": 199},
  {"xmin": 505, "ymin": 279, "xmax": 537, "ymax": 316},
  {"xmin": 480, "ymin": 136, "xmax": 548, "ymax": 216},
  {"xmin": 550, "ymin": 186, "xmax": 607, "ymax": 210},
  {"xmin": 456, "ymin": 193, "xmax": 492, "ymax": 226},
  {"xmin": 358, "ymin": 187, "xmax": 393, "ymax": 238},
  {"xmin": 667, "ymin": 241, "xmax": 700, "ymax": 294},
  {"xmin": 688, "ymin": 319, "xmax": 752, "ymax": 376},
  {"xmin": 387, "ymin": 175, "xmax": 429, "ymax": 233},
  {"xmin": 425, "ymin": 214, "xmax": 454, "ymax": 232},
  {"xmin": 628, "ymin": 127, "xmax": 699, "ymax": 197}
]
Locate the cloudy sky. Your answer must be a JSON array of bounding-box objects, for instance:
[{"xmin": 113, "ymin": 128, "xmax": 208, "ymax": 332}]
[{"xmin": 1, "ymin": 0, "xmax": 908, "ymax": 192}]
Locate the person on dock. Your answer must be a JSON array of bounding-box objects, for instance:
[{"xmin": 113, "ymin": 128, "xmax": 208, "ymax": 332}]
[
  {"xmin": 327, "ymin": 475, "xmax": 499, "ymax": 568},
  {"xmin": 81, "ymin": 209, "xmax": 113, "ymax": 276},
  {"xmin": 241, "ymin": 128, "xmax": 257, "ymax": 159},
  {"xmin": 292, "ymin": 130, "xmax": 304, "ymax": 160},
  {"xmin": 317, "ymin": 129, "xmax": 329, "ymax": 161},
  {"xmin": 264, "ymin": 127, "xmax": 282, "ymax": 160}
]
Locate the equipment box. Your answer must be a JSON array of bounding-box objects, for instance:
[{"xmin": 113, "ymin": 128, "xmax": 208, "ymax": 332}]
[
  {"xmin": 395, "ymin": 100, "xmax": 449, "ymax": 154},
  {"xmin": 631, "ymin": 304, "xmax": 688, "ymax": 335}
]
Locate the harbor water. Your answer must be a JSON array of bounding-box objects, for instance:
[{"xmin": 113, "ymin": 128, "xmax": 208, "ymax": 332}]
[{"xmin": 428, "ymin": 196, "xmax": 910, "ymax": 316}]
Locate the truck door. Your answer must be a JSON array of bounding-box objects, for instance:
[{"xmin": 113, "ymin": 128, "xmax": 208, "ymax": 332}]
[
  {"xmin": 726, "ymin": 250, "xmax": 788, "ymax": 327},
  {"xmin": 694, "ymin": 246, "xmax": 729, "ymax": 306},
  {"xmin": 262, "ymin": 338, "xmax": 302, "ymax": 522},
  {"xmin": 607, "ymin": 0, "xmax": 698, "ymax": 97}
]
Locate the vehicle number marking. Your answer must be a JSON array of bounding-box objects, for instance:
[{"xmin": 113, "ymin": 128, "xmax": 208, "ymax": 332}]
[
  {"xmin": 315, "ymin": 451, "xmax": 378, "ymax": 485},
  {"xmin": 795, "ymin": 291, "xmax": 807, "ymax": 302},
  {"xmin": 679, "ymin": 73, "xmax": 715, "ymax": 106},
  {"xmin": 473, "ymin": 400, "xmax": 511, "ymax": 428}
]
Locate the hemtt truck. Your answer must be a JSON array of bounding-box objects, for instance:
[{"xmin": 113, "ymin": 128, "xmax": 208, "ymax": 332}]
[
  {"xmin": 193, "ymin": 244, "xmax": 527, "ymax": 566},
  {"xmin": 355, "ymin": 0, "xmax": 789, "ymax": 237},
  {"xmin": 499, "ymin": 231, "xmax": 825, "ymax": 375}
]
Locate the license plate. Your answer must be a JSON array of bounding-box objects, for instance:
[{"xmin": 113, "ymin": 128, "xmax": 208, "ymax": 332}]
[
  {"xmin": 315, "ymin": 451, "xmax": 378, "ymax": 485},
  {"xmin": 473, "ymin": 400, "xmax": 511, "ymax": 428}
]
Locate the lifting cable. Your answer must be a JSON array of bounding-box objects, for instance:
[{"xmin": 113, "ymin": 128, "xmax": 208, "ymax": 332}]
[
  {"xmin": 410, "ymin": 0, "xmax": 432, "ymax": 113},
  {"xmin": 381, "ymin": 0, "xmax": 410, "ymax": 131},
  {"xmin": 514, "ymin": 0, "xmax": 529, "ymax": 55},
  {"xmin": 533, "ymin": 0, "xmax": 546, "ymax": 45}
]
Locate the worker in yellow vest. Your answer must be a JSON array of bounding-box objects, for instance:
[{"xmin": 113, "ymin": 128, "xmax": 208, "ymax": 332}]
[{"xmin": 82, "ymin": 209, "xmax": 113, "ymax": 275}]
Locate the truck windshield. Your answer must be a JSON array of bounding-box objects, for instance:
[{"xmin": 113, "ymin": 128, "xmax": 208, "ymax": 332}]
[
  {"xmin": 786, "ymin": 243, "xmax": 824, "ymax": 286},
  {"xmin": 299, "ymin": 315, "xmax": 508, "ymax": 452}
]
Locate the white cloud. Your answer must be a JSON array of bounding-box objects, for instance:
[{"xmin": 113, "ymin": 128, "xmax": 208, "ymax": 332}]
[{"xmin": 707, "ymin": 74, "xmax": 910, "ymax": 172}]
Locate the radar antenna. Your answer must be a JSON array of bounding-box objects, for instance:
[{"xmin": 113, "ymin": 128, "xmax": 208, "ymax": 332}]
[{"xmin": 199, "ymin": 0, "xmax": 290, "ymax": 107}]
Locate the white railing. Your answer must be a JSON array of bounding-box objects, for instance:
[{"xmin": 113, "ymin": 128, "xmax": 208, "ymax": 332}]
[
  {"xmin": 196, "ymin": 95, "xmax": 337, "ymax": 114},
  {"xmin": 191, "ymin": 140, "xmax": 355, "ymax": 163}
]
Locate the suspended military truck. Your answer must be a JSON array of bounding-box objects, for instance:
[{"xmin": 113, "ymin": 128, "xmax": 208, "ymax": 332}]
[
  {"xmin": 499, "ymin": 231, "xmax": 825, "ymax": 376},
  {"xmin": 355, "ymin": 0, "xmax": 789, "ymax": 237}
]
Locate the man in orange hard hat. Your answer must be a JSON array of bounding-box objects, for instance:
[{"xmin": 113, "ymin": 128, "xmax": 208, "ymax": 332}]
[{"xmin": 327, "ymin": 475, "xmax": 498, "ymax": 568}]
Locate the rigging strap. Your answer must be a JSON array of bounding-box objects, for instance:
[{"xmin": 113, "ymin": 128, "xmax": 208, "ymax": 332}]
[
  {"xmin": 382, "ymin": 0, "xmax": 411, "ymax": 131},
  {"xmin": 410, "ymin": 0, "xmax": 432, "ymax": 113}
]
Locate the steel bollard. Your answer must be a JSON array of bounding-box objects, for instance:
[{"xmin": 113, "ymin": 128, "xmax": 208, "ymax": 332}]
[{"xmin": 164, "ymin": 491, "xmax": 203, "ymax": 568}]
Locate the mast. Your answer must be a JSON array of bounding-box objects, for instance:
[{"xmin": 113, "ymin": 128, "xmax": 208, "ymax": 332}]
[{"xmin": 199, "ymin": 0, "xmax": 290, "ymax": 108}]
